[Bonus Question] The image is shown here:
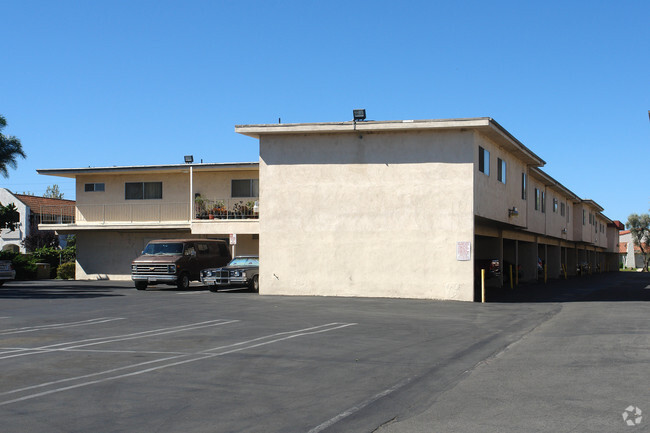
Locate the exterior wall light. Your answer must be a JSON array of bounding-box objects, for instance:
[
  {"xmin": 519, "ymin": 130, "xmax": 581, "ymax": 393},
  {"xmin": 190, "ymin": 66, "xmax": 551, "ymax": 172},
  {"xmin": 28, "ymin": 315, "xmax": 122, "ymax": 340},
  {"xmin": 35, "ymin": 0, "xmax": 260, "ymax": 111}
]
[
  {"xmin": 184, "ymin": 155, "xmax": 194, "ymax": 164},
  {"xmin": 561, "ymin": 228, "xmax": 567, "ymax": 234},
  {"xmin": 508, "ymin": 207, "xmax": 518, "ymax": 217}
]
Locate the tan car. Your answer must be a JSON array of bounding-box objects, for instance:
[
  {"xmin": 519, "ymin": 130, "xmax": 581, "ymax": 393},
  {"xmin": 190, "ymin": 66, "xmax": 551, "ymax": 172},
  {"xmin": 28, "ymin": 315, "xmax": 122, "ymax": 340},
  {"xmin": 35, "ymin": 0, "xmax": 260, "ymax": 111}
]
[{"xmin": 131, "ymin": 239, "xmax": 231, "ymax": 290}]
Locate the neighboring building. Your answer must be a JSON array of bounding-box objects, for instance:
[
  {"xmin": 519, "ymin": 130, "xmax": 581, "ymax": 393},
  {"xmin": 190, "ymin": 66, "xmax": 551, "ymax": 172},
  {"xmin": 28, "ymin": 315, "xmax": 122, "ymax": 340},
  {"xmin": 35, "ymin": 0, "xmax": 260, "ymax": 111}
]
[
  {"xmin": 235, "ymin": 117, "xmax": 620, "ymax": 301},
  {"xmin": 619, "ymin": 229, "xmax": 648, "ymax": 269},
  {"xmin": 37, "ymin": 163, "xmax": 259, "ymax": 280},
  {"xmin": 0, "ymin": 188, "xmax": 75, "ymax": 253}
]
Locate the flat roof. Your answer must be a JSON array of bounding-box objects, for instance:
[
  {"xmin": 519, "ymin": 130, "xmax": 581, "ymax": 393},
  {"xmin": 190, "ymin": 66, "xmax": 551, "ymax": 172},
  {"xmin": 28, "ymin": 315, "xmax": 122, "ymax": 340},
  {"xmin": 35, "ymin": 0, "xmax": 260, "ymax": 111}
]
[
  {"xmin": 235, "ymin": 117, "xmax": 546, "ymax": 167},
  {"xmin": 37, "ymin": 162, "xmax": 259, "ymax": 179}
]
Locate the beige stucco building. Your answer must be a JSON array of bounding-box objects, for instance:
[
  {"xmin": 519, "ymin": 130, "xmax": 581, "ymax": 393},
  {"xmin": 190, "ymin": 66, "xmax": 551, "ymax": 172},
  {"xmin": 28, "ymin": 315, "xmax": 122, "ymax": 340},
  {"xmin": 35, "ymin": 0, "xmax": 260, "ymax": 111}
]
[
  {"xmin": 38, "ymin": 117, "xmax": 619, "ymax": 301},
  {"xmin": 236, "ymin": 117, "xmax": 619, "ymax": 301},
  {"xmin": 38, "ymin": 163, "xmax": 260, "ymax": 280}
]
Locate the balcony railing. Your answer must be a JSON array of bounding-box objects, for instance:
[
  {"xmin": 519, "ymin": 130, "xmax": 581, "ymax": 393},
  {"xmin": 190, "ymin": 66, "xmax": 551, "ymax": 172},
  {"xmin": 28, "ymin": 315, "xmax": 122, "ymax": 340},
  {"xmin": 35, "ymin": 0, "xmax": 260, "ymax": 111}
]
[
  {"xmin": 194, "ymin": 198, "xmax": 259, "ymax": 220},
  {"xmin": 40, "ymin": 203, "xmax": 190, "ymax": 224},
  {"xmin": 39, "ymin": 199, "xmax": 260, "ymax": 225}
]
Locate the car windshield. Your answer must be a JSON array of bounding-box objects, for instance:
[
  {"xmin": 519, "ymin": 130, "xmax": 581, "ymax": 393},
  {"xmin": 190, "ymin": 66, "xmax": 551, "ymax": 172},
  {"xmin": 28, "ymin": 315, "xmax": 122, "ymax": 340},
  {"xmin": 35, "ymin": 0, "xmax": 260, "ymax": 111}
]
[
  {"xmin": 143, "ymin": 243, "xmax": 184, "ymax": 255},
  {"xmin": 228, "ymin": 257, "xmax": 259, "ymax": 266}
]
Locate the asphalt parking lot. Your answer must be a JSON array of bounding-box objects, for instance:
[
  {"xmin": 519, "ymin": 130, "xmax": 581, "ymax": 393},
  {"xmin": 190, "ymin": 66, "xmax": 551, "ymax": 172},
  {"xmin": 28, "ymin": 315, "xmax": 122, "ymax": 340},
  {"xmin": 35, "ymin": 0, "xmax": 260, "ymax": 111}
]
[{"xmin": 0, "ymin": 273, "xmax": 648, "ymax": 433}]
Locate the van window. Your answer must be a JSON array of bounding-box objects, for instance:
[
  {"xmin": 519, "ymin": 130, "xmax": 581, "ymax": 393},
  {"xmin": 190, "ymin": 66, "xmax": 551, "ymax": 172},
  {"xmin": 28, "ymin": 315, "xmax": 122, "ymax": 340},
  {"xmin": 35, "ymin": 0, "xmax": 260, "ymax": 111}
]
[
  {"xmin": 184, "ymin": 246, "xmax": 196, "ymax": 256},
  {"xmin": 196, "ymin": 243, "xmax": 209, "ymax": 254}
]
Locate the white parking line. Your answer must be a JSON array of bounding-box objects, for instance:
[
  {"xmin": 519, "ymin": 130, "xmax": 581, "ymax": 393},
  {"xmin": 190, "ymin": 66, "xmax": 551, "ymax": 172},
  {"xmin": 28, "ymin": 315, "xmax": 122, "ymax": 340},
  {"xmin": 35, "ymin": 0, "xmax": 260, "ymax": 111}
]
[
  {"xmin": 0, "ymin": 317, "xmax": 125, "ymax": 336},
  {"xmin": 306, "ymin": 377, "xmax": 413, "ymax": 433},
  {"xmin": 0, "ymin": 319, "xmax": 239, "ymax": 360},
  {"xmin": 0, "ymin": 322, "xmax": 357, "ymax": 407}
]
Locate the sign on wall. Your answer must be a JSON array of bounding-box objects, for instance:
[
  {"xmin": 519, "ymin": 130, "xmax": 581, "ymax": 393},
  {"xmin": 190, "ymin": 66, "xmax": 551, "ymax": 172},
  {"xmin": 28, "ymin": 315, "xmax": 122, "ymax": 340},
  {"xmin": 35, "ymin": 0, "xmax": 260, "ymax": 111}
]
[
  {"xmin": 456, "ymin": 241, "xmax": 471, "ymax": 261},
  {"xmin": 230, "ymin": 234, "xmax": 237, "ymax": 245}
]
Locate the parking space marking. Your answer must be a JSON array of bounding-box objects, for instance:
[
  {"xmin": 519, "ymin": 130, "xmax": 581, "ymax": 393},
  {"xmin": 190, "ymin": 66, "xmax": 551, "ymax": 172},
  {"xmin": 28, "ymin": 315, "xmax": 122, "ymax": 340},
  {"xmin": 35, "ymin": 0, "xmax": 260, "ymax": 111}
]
[
  {"xmin": 0, "ymin": 322, "xmax": 358, "ymax": 407},
  {"xmin": 201, "ymin": 322, "xmax": 358, "ymax": 355},
  {"xmin": 0, "ymin": 317, "xmax": 125, "ymax": 336},
  {"xmin": 306, "ymin": 377, "xmax": 413, "ymax": 433},
  {"xmin": 0, "ymin": 319, "xmax": 239, "ymax": 360}
]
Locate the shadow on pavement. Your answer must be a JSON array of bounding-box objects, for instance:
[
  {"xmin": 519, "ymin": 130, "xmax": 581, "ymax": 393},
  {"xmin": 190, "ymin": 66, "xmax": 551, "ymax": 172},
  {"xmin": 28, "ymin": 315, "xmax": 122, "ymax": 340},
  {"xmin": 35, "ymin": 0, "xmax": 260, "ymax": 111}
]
[
  {"xmin": 486, "ymin": 272, "xmax": 650, "ymax": 303},
  {"xmin": 0, "ymin": 281, "xmax": 126, "ymax": 299}
]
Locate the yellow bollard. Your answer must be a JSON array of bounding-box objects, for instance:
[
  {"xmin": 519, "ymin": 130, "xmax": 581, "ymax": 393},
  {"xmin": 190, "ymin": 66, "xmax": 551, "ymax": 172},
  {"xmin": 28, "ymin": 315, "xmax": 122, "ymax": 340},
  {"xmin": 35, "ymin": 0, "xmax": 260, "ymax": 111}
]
[
  {"xmin": 515, "ymin": 265, "xmax": 519, "ymax": 287},
  {"xmin": 509, "ymin": 264, "xmax": 513, "ymax": 290},
  {"xmin": 481, "ymin": 269, "xmax": 486, "ymax": 303}
]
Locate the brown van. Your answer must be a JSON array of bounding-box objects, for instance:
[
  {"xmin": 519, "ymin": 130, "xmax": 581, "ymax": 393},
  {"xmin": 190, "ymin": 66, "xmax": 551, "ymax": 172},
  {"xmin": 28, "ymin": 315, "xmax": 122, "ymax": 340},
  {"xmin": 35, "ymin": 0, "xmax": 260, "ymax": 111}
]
[{"xmin": 131, "ymin": 239, "xmax": 231, "ymax": 290}]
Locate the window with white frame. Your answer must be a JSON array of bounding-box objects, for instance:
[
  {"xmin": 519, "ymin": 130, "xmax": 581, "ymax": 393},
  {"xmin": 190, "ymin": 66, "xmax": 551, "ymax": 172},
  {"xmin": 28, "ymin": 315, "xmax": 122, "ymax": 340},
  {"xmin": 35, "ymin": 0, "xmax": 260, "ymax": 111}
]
[
  {"xmin": 535, "ymin": 188, "xmax": 540, "ymax": 211},
  {"xmin": 521, "ymin": 173, "xmax": 527, "ymax": 200},
  {"xmin": 560, "ymin": 202, "xmax": 565, "ymax": 217},
  {"xmin": 478, "ymin": 146, "xmax": 490, "ymax": 176},
  {"xmin": 553, "ymin": 198, "xmax": 558, "ymax": 213},
  {"xmin": 85, "ymin": 183, "xmax": 105, "ymax": 192},
  {"xmin": 231, "ymin": 179, "xmax": 259, "ymax": 197},
  {"xmin": 497, "ymin": 158, "xmax": 506, "ymax": 184},
  {"xmin": 125, "ymin": 182, "xmax": 162, "ymax": 200}
]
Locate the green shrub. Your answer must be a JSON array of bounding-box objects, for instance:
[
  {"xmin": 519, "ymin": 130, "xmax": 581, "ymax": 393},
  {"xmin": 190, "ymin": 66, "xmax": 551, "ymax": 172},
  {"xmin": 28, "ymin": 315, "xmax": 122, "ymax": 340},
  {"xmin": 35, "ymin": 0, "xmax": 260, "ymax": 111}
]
[
  {"xmin": 57, "ymin": 262, "xmax": 75, "ymax": 280},
  {"xmin": 11, "ymin": 254, "xmax": 37, "ymax": 280}
]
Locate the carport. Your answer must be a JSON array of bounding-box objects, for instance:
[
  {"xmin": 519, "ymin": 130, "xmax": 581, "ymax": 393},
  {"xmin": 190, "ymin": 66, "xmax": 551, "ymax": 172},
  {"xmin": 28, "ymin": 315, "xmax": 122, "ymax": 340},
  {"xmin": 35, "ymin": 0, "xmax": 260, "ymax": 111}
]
[{"xmin": 545, "ymin": 242, "xmax": 562, "ymax": 280}]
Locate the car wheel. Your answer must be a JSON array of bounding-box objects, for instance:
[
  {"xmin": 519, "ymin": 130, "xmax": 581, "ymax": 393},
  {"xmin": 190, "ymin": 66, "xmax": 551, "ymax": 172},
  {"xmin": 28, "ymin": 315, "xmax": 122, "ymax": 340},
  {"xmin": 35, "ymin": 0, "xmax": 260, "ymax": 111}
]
[
  {"xmin": 249, "ymin": 275, "xmax": 259, "ymax": 293},
  {"xmin": 135, "ymin": 281, "xmax": 147, "ymax": 291},
  {"xmin": 176, "ymin": 274, "xmax": 190, "ymax": 290}
]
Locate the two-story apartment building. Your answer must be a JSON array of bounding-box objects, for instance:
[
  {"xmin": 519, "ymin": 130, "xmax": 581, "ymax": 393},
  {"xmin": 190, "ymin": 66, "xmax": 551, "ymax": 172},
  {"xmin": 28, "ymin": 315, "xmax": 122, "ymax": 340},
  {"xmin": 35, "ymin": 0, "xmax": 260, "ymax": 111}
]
[
  {"xmin": 235, "ymin": 117, "xmax": 619, "ymax": 301},
  {"xmin": 38, "ymin": 163, "xmax": 259, "ymax": 280},
  {"xmin": 38, "ymin": 117, "xmax": 618, "ymax": 301}
]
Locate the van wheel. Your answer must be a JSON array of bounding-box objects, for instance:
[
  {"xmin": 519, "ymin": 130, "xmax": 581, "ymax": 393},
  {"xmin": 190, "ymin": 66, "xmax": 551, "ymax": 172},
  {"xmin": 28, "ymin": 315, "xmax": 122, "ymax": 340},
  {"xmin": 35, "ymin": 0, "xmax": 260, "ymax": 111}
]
[
  {"xmin": 249, "ymin": 275, "xmax": 259, "ymax": 293},
  {"xmin": 135, "ymin": 282, "xmax": 147, "ymax": 291},
  {"xmin": 177, "ymin": 274, "xmax": 190, "ymax": 290}
]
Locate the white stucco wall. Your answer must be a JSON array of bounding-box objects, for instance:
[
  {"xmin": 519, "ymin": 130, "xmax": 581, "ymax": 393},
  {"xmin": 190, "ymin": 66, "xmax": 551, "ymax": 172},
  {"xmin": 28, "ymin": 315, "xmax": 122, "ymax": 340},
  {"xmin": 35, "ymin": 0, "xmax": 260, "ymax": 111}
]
[
  {"xmin": 0, "ymin": 188, "xmax": 28, "ymax": 253},
  {"xmin": 259, "ymin": 130, "xmax": 475, "ymax": 301}
]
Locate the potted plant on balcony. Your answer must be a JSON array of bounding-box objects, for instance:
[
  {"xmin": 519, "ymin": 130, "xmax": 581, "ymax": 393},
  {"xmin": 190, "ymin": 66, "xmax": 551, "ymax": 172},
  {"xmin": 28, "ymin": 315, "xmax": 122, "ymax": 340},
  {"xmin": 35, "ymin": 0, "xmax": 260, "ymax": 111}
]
[
  {"xmin": 195, "ymin": 196, "xmax": 207, "ymax": 219},
  {"xmin": 245, "ymin": 201, "xmax": 257, "ymax": 219},
  {"xmin": 215, "ymin": 200, "xmax": 226, "ymax": 219}
]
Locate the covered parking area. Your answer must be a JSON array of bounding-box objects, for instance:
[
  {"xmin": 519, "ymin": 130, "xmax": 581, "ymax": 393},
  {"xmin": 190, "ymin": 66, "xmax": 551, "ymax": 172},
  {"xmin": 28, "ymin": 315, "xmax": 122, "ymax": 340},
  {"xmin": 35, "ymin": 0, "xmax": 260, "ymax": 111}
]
[{"xmin": 475, "ymin": 224, "xmax": 618, "ymax": 300}]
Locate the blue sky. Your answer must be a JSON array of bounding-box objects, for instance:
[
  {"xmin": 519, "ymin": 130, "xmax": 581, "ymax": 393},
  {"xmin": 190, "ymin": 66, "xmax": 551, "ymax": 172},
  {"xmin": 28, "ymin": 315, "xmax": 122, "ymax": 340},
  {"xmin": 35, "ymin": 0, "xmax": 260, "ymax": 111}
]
[{"xmin": 1, "ymin": 0, "xmax": 648, "ymax": 223}]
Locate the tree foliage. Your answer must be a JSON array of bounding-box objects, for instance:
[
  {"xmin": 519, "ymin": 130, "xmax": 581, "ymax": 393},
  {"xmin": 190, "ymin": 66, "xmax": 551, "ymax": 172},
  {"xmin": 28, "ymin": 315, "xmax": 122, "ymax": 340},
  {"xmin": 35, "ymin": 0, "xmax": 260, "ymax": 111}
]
[
  {"xmin": 44, "ymin": 184, "xmax": 64, "ymax": 199},
  {"xmin": 0, "ymin": 202, "xmax": 20, "ymax": 231},
  {"xmin": 626, "ymin": 213, "xmax": 650, "ymax": 272},
  {"xmin": 0, "ymin": 115, "xmax": 26, "ymax": 178},
  {"xmin": 22, "ymin": 231, "xmax": 59, "ymax": 252}
]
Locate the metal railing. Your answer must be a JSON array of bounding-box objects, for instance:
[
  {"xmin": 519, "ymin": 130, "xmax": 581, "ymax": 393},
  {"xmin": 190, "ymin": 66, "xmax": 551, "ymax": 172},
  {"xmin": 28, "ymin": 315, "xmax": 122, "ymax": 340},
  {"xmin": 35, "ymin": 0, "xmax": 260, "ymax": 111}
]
[
  {"xmin": 40, "ymin": 200, "xmax": 260, "ymax": 224},
  {"xmin": 194, "ymin": 198, "xmax": 259, "ymax": 220},
  {"xmin": 40, "ymin": 203, "xmax": 190, "ymax": 224}
]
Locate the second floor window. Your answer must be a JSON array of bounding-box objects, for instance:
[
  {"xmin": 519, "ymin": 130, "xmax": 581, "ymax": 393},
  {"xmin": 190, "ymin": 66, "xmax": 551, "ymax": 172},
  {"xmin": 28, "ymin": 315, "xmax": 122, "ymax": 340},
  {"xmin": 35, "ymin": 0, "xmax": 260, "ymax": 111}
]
[
  {"xmin": 560, "ymin": 202, "xmax": 565, "ymax": 217},
  {"xmin": 478, "ymin": 146, "xmax": 490, "ymax": 176},
  {"xmin": 497, "ymin": 158, "xmax": 506, "ymax": 184},
  {"xmin": 231, "ymin": 179, "xmax": 259, "ymax": 197},
  {"xmin": 535, "ymin": 188, "xmax": 540, "ymax": 211},
  {"xmin": 125, "ymin": 182, "xmax": 162, "ymax": 200},
  {"xmin": 553, "ymin": 198, "xmax": 558, "ymax": 213},
  {"xmin": 521, "ymin": 173, "xmax": 527, "ymax": 200},
  {"xmin": 85, "ymin": 183, "xmax": 105, "ymax": 192}
]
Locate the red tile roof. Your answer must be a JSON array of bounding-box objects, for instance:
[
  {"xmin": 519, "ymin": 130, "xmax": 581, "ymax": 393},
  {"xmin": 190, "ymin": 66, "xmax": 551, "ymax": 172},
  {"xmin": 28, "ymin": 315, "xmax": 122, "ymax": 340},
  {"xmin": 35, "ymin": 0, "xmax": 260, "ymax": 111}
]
[
  {"xmin": 14, "ymin": 194, "xmax": 76, "ymax": 217},
  {"xmin": 618, "ymin": 242, "xmax": 628, "ymax": 254}
]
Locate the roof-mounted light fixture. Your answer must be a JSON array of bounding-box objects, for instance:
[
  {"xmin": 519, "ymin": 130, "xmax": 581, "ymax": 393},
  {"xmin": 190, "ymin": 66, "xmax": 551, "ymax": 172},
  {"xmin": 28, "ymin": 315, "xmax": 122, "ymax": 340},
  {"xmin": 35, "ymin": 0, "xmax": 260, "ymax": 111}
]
[
  {"xmin": 353, "ymin": 109, "xmax": 366, "ymax": 121},
  {"xmin": 184, "ymin": 155, "xmax": 194, "ymax": 164}
]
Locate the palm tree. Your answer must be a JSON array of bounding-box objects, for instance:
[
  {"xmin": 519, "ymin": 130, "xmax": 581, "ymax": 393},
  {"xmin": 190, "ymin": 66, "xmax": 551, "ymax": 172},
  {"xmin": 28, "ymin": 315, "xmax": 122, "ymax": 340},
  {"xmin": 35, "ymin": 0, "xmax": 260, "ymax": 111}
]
[{"xmin": 0, "ymin": 115, "xmax": 26, "ymax": 178}]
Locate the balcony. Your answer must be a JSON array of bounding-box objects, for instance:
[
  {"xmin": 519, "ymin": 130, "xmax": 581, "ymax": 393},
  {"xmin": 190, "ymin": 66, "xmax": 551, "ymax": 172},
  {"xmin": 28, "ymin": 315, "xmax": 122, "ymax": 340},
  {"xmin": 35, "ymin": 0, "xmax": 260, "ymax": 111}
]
[
  {"xmin": 194, "ymin": 198, "xmax": 259, "ymax": 220},
  {"xmin": 39, "ymin": 199, "xmax": 259, "ymax": 234}
]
